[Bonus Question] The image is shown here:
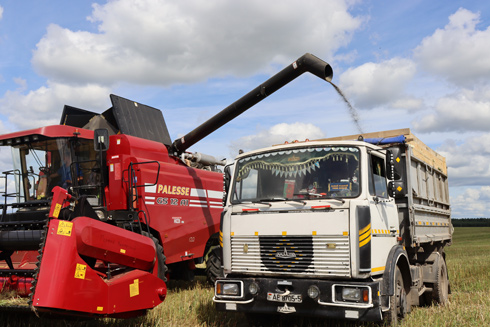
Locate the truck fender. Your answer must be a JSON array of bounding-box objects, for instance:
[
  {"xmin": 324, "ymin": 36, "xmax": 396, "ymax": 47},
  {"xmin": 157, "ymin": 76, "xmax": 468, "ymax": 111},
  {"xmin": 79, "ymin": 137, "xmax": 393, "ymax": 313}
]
[{"xmin": 380, "ymin": 245, "xmax": 411, "ymax": 297}]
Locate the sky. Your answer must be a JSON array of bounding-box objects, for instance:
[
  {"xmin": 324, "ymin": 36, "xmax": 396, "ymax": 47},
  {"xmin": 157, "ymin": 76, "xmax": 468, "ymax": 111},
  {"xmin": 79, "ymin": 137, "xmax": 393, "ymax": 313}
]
[{"xmin": 0, "ymin": 0, "xmax": 489, "ymax": 218}]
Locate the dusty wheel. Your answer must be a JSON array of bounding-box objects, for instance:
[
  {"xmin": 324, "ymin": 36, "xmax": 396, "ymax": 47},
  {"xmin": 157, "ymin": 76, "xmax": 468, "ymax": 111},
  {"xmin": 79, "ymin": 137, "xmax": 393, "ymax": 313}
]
[
  {"xmin": 384, "ymin": 266, "xmax": 408, "ymax": 325},
  {"xmin": 143, "ymin": 232, "xmax": 167, "ymax": 282},
  {"xmin": 432, "ymin": 257, "xmax": 449, "ymax": 305},
  {"xmin": 205, "ymin": 246, "xmax": 223, "ymax": 285}
]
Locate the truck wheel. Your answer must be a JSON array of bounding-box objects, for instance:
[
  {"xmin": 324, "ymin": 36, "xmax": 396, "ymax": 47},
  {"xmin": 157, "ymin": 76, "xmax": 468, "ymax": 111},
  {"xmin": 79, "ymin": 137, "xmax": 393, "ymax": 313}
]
[
  {"xmin": 433, "ymin": 257, "xmax": 449, "ymax": 305},
  {"xmin": 384, "ymin": 266, "xmax": 408, "ymax": 325},
  {"xmin": 206, "ymin": 246, "xmax": 223, "ymax": 285}
]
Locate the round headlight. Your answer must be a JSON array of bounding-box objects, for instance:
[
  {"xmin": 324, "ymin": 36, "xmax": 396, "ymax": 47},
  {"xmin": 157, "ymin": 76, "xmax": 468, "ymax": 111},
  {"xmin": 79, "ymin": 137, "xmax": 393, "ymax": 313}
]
[
  {"xmin": 307, "ymin": 285, "xmax": 320, "ymax": 299},
  {"xmin": 249, "ymin": 282, "xmax": 259, "ymax": 295}
]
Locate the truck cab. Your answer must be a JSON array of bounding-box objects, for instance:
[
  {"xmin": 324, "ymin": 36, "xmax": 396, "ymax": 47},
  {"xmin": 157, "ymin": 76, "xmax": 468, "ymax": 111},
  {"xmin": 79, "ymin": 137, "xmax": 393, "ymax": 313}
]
[{"xmin": 215, "ymin": 130, "xmax": 451, "ymax": 322}]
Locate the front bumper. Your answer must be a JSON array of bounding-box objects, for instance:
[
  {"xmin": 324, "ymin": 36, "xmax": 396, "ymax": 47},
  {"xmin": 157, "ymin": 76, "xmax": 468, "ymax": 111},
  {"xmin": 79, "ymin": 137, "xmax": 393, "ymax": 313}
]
[{"xmin": 214, "ymin": 277, "xmax": 382, "ymax": 321}]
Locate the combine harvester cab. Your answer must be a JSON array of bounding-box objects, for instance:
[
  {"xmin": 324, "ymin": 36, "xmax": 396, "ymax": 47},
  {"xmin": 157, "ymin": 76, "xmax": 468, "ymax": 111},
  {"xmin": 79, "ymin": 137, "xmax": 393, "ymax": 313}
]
[{"xmin": 0, "ymin": 95, "xmax": 226, "ymax": 317}]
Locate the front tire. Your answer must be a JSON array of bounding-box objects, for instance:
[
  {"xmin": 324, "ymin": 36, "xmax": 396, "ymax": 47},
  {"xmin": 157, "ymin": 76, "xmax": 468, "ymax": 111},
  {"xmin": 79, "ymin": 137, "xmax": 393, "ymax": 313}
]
[
  {"xmin": 384, "ymin": 266, "xmax": 408, "ymax": 325},
  {"xmin": 205, "ymin": 246, "xmax": 223, "ymax": 285},
  {"xmin": 144, "ymin": 232, "xmax": 167, "ymax": 282}
]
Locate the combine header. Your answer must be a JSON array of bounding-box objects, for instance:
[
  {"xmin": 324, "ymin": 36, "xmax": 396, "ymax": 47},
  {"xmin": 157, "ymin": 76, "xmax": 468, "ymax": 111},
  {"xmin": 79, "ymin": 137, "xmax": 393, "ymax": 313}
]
[{"xmin": 0, "ymin": 53, "xmax": 333, "ymax": 318}]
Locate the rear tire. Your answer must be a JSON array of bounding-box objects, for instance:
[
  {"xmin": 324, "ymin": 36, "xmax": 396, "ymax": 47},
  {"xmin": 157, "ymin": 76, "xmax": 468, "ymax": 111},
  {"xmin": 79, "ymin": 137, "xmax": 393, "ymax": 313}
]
[
  {"xmin": 432, "ymin": 256, "xmax": 449, "ymax": 305},
  {"xmin": 206, "ymin": 246, "xmax": 223, "ymax": 285},
  {"xmin": 384, "ymin": 266, "xmax": 408, "ymax": 325}
]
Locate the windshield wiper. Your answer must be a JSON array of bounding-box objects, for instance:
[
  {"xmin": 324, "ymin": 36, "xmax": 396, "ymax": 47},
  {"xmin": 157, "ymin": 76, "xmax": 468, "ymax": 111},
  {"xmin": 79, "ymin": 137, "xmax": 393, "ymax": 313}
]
[
  {"xmin": 257, "ymin": 198, "xmax": 307, "ymax": 206},
  {"xmin": 294, "ymin": 191, "xmax": 346, "ymax": 204},
  {"xmin": 254, "ymin": 198, "xmax": 287, "ymax": 206},
  {"xmin": 325, "ymin": 197, "xmax": 345, "ymax": 204}
]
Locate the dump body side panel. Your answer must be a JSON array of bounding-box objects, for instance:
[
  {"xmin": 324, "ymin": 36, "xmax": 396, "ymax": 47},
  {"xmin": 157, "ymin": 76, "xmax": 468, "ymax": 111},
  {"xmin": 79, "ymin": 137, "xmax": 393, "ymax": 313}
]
[{"xmin": 387, "ymin": 143, "xmax": 451, "ymax": 247}]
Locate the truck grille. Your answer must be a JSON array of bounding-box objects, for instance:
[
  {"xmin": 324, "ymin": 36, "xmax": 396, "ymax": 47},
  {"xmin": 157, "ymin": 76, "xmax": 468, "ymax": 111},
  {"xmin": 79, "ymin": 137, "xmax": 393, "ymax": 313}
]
[{"xmin": 231, "ymin": 235, "xmax": 350, "ymax": 277}]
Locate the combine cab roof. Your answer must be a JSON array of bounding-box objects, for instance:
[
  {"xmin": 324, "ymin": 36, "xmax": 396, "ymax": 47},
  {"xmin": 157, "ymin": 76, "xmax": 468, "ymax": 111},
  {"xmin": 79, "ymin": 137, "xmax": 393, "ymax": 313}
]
[
  {"xmin": 60, "ymin": 94, "xmax": 172, "ymax": 147},
  {"xmin": 0, "ymin": 125, "xmax": 94, "ymax": 145}
]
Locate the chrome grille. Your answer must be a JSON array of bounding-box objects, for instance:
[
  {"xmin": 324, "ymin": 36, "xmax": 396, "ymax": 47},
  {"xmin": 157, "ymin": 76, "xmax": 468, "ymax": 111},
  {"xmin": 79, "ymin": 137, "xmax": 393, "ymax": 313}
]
[{"xmin": 231, "ymin": 235, "xmax": 350, "ymax": 277}]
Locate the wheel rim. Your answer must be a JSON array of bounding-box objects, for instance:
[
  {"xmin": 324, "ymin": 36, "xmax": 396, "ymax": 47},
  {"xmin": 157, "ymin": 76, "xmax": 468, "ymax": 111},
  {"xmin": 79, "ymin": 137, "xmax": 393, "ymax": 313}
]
[{"xmin": 395, "ymin": 272, "xmax": 407, "ymax": 318}]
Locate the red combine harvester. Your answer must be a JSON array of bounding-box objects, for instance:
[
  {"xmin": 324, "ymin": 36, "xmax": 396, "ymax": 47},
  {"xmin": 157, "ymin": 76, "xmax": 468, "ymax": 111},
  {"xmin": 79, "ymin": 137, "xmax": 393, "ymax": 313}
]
[
  {"xmin": 0, "ymin": 53, "xmax": 333, "ymax": 318},
  {"xmin": 0, "ymin": 95, "xmax": 226, "ymax": 317}
]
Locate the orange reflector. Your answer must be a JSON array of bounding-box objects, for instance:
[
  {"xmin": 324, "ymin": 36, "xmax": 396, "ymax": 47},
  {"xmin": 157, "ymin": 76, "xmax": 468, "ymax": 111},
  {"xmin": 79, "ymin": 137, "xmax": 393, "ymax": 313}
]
[
  {"xmin": 242, "ymin": 208, "xmax": 259, "ymax": 212},
  {"xmin": 363, "ymin": 289, "xmax": 369, "ymax": 302},
  {"xmin": 311, "ymin": 205, "xmax": 331, "ymax": 209}
]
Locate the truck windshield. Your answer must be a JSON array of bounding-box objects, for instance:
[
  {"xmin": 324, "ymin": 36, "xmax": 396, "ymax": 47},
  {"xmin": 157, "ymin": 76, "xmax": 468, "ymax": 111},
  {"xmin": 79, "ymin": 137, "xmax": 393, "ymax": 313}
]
[{"xmin": 231, "ymin": 146, "xmax": 360, "ymax": 203}]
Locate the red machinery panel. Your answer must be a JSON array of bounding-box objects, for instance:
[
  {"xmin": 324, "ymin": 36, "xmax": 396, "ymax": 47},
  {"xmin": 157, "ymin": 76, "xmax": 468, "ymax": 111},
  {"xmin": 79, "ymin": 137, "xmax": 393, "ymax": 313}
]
[{"xmin": 32, "ymin": 217, "xmax": 166, "ymax": 317}]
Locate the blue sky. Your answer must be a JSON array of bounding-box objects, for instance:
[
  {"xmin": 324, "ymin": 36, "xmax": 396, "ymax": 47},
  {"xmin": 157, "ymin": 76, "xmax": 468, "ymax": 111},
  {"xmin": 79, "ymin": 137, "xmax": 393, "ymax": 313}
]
[{"xmin": 1, "ymin": 0, "xmax": 490, "ymax": 218}]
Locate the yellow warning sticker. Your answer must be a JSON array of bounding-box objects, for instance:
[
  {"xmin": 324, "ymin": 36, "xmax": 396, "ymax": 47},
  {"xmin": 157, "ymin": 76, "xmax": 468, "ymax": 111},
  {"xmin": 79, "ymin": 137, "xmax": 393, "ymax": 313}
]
[
  {"xmin": 53, "ymin": 203, "xmax": 62, "ymax": 218},
  {"xmin": 97, "ymin": 306, "xmax": 104, "ymax": 312},
  {"xmin": 120, "ymin": 249, "xmax": 126, "ymax": 254},
  {"xmin": 75, "ymin": 263, "xmax": 87, "ymax": 280},
  {"xmin": 129, "ymin": 279, "xmax": 139, "ymax": 297},
  {"xmin": 57, "ymin": 221, "xmax": 73, "ymax": 236}
]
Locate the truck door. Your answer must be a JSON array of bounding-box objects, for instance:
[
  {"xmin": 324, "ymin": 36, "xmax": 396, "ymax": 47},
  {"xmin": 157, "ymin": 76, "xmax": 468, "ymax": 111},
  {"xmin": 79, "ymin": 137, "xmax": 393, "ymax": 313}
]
[{"xmin": 368, "ymin": 152, "xmax": 398, "ymax": 274}]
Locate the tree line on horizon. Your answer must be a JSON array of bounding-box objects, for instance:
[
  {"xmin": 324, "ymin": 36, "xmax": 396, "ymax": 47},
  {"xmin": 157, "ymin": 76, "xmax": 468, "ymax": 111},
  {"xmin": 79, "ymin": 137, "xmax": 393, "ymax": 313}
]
[{"xmin": 452, "ymin": 218, "xmax": 490, "ymax": 227}]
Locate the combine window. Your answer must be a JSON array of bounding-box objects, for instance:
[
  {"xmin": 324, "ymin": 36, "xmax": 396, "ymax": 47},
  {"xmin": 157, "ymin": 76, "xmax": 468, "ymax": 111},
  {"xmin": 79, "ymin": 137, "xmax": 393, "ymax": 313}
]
[{"xmin": 9, "ymin": 138, "xmax": 98, "ymax": 203}]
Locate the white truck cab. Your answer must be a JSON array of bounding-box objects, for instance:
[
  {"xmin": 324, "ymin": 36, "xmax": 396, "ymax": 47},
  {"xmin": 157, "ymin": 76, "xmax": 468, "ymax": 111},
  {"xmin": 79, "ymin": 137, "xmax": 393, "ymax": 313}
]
[{"xmin": 215, "ymin": 129, "xmax": 451, "ymax": 323}]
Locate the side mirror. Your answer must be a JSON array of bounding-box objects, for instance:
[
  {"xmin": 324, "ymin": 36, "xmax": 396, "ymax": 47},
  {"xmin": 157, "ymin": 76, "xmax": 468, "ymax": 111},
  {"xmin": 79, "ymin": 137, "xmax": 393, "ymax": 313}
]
[
  {"xmin": 223, "ymin": 164, "xmax": 234, "ymax": 205},
  {"xmin": 94, "ymin": 129, "xmax": 109, "ymax": 151},
  {"xmin": 385, "ymin": 150, "xmax": 394, "ymax": 180}
]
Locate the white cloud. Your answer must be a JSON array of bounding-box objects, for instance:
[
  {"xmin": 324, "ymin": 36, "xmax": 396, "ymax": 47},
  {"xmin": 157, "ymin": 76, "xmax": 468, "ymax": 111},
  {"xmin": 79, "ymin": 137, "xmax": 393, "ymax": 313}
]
[
  {"xmin": 391, "ymin": 97, "xmax": 423, "ymax": 111},
  {"xmin": 436, "ymin": 133, "xmax": 490, "ymax": 187},
  {"xmin": 451, "ymin": 186, "xmax": 490, "ymax": 218},
  {"xmin": 229, "ymin": 122, "xmax": 325, "ymax": 154},
  {"xmin": 0, "ymin": 82, "xmax": 111, "ymax": 130},
  {"xmin": 0, "ymin": 6, "xmax": 3, "ymax": 20},
  {"xmin": 413, "ymin": 86, "xmax": 490, "ymax": 132},
  {"xmin": 32, "ymin": 0, "xmax": 363, "ymax": 86},
  {"xmin": 338, "ymin": 58, "xmax": 417, "ymax": 109},
  {"xmin": 414, "ymin": 8, "xmax": 490, "ymax": 87}
]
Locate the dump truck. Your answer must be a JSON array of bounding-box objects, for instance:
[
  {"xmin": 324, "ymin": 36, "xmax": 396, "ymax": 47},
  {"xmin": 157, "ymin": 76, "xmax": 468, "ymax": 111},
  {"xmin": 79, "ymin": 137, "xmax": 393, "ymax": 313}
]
[
  {"xmin": 0, "ymin": 53, "xmax": 335, "ymax": 318},
  {"xmin": 0, "ymin": 95, "xmax": 228, "ymax": 317},
  {"xmin": 214, "ymin": 128, "xmax": 452, "ymax": 323}
]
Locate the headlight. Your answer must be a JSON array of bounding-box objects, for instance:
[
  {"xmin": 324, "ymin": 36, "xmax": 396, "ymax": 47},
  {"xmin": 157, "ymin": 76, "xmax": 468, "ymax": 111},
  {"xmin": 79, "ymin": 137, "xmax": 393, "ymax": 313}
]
[
  {"xmin": 248, "ymin": 282, "xmax": 259, "ymax": 295},
  {"xmin": 307, "ymin": 285, "xmax": 320, "ymax": 299},
  {"xmin": 216, "ymin": 281, "xmax": 241, "ymax": 296},
  {"xmin": 342, "ymin": 288, "xmax": 361, "ymax": 301}
]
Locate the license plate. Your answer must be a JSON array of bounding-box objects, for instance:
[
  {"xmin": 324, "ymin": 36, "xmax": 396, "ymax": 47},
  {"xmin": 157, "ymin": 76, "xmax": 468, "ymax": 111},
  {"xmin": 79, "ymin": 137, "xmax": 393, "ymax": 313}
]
[{"xmin": 267, "ymin": 292, "xmax": 302, "ymax": 303}]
